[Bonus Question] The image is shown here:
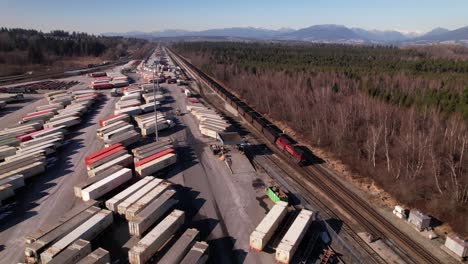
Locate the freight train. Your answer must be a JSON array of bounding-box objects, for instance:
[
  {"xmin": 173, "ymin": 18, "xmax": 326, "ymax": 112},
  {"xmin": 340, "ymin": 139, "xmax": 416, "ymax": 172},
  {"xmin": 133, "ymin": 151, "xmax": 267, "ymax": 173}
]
[{"xmin": 168, "ymin": 49, "xmax": 306, "ymax": 165}]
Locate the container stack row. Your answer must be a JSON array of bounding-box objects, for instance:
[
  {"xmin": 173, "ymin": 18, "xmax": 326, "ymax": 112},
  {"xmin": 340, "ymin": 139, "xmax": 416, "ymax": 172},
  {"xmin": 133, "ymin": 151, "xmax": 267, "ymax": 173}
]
[
  {"xmin": 131, "ymin": 140, "xmax": 177, "ymax": 177},
  {"xmin": 133, "ymin": 112, "xmax": 174, "ymax": 137},
  {"xmin": 24, "ymin": 202, "xmax": 112, "ymax": 264},
  {"xmin": 0, "ymin": 89, "xmax": 101, "ymax": 205},
  {"xmin": 188, "ymin": 105, "xmax": 231, "ymax": 139}
]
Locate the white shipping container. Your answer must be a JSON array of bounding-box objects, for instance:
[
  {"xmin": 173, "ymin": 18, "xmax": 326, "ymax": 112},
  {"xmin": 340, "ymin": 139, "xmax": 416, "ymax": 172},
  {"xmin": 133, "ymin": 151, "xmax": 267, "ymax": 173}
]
[
  {"xmin": 158, "ymin": 228, "xmax": 199, "ymax": 264},
  {"xmin": 40, "ymin": 210, "xmax": 113, "ymax": 263},
  {"xmin": 128, "ymin": 210, "xmax": 185, "ymax": 264},
  {"xmin": 135, "ymin": 153, "xmax": 177, "ymax": 177},
  {"xmin": 0, "ymin": 174, "xmax": 24, "ymax": 190},
  {"xmin": 101, "ymin": 114, "xmax": 130, "ymax": 127},
  {"xmin": 117, "ymin": 178, "xmax": 163, "ymax": 215},
  {"xmin": 87, "ymin": 154, "xmax": 133, "ymax": 177},
  {"xmin": 125, "ymin": 182, "xmax": 172, "ymax": 220},
  {"xmin": 105, "ymin": 176, "xmax": 155, "ymax": 212},
  {"xmin": 114, "ymin": 106, "xmax": 142, "ymax": 116},
  {"xmin": 250, "ymin": 201, "xmax": 288, "ymax": 251},
  {"xmin": 102, "ymin": 125, "xmax": 135, "ymax": 141},
  {"xmin": 275, "ymin": 209, "xmax": 314, "ymax": 264},
  {"xmin": 129, "ymin": 190, "xmax": 177, "ymax": 237},
  {"xmin": 81, "ymin": 168, "xmax": 133, "ymax": 201}
]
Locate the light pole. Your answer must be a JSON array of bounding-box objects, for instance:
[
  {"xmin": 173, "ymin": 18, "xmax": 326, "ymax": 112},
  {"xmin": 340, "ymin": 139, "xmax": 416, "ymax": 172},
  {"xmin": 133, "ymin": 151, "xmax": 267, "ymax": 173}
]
[{"xmin": 152, "ymin": 68, "xmax": 159, "ymax": 142}]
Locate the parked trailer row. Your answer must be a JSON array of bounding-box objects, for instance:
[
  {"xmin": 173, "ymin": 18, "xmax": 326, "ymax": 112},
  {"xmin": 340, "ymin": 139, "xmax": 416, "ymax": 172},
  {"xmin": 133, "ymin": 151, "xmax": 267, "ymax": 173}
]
[
  {"xmin": 84, "ymin": 144, "xmax": 133, "ymax": 177},
  {"xmin": 105, "ymin": 176, "xmax": 155, "ymax": 212},
  {"xmin": 98, "ymin": 113, "xmax": 130, "ymax": 127},
  {"xmin": 24, "ymin": 202, "xmax": 99, "ymax": 262},
  {"xmin": 158, "ymin": 228, "xmax": 199, "ymax": 264},
  {"xmin": 116, "ymin": 179, "xmax": 164, "ymax": 215},
  {"xmin": 128, "ymin": 210, "xmax": 185, "ymax": 264},
  {"xmin": 40, "ymin": 209, "xmax": 113, "ymax": 263},
  {"xmin": 275, "ymin": 209, "xmax": 315, "ymax": 264},
  {"xmin": 250, "ymin": 201, "xmax": 289, "ymax": 251},
  {"xmin": 125, "ymin": 182, "xmax": 173, "ymax": 220},
  {"xmin": 128, "ymin": 188, "xmax": 177, "ymax": 237},
  {"xmin": 132, "ymin": 139, "xmax": 173, "ymax": 162},
  {"xmin": 46, "ymin": 239, "xmax": 91, "ymax": 264},
  {"xmin": 135, "ymin": 152, "xmax": 177, "ymax": 177}
]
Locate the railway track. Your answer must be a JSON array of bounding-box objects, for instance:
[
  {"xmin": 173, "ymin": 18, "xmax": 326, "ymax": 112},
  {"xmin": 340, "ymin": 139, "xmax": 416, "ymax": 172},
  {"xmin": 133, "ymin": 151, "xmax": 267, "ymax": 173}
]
[{"xmin": 167, "ymin": 47, "xmax": 445, "ymax": 264}]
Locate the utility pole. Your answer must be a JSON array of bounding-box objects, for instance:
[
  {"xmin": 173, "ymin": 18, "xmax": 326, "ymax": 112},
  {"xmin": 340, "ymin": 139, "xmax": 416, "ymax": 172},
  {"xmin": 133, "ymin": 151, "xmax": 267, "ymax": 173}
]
[{"xmin": 152, "ymin": 67, "xmax": 159, "ymax": 142}]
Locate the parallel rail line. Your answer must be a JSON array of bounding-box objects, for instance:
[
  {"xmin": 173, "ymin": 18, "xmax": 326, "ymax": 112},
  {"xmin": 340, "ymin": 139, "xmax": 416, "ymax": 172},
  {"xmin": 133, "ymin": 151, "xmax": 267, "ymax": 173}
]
[{"xmin": 167, "ymin": 47, "xmax": 443, "ymax": 264}]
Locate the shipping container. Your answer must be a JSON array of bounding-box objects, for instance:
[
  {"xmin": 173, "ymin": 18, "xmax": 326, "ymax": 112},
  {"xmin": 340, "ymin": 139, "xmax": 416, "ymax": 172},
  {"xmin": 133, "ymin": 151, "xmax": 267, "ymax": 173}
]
[
  {"xmin": 76, "ymin": 248, "xmax": 110, "ymax": 264},
  {"xmin": 179, "ymin": 241, "xmax": 209, "ymax": 264},
  {"xmin": 117, "ymin": 178, "xmax": 163, "ymax": 215},
  {"xmin": 85, "ymin": 144, "xmax": 123, "ymax": 163},
  {"xmin": 158, "ymin": 228, "xmax": 199, "ymax": 264},
  {"xmin": 25, "ymin": 205, "xmax": 100, "ymax": 261},
  {"xmin": 128, "ymin": 210, "xmax": 185, "ymax": 264},
  {"xmin": 275, "ymin": 209, "xmax": 314, "ymax": 264},
  {"xmin": 249, "ymin": 201, "xmax": 288, "ymax": 251},
  {"xmin": 74, "ymin": 165, "xmax": 124, "ymax": 198},
  {"xmin": 87, "ymin": 154, "xmax": 133, "ymax": 177},
  {"xmin": 128, "ymin": 190, "xmax": 177, "ymax": 238},
  {"xmin": 81, "ymin": 168, "xmax": 133, "ymax": 201},
  {"xmin": 135, "ymin": 153, "xmax": 177, "ymax": 177},
  {"xmin": 99, "ymin": 114, "xmax": 130, "ymax": 127},
  {"xmin": 105, "ymin": 176, "xmax": 155, "ymax": 212},
  {"xmin": 125, "ymin": 183, "xmax": 172, "ymax": 220},
  {"xmin": 40, "ymin": 209, "xmax": 113, "ymax": 263},
  {"xmin": 47, "ymin": 239, "xmax": 91, "ymax": 264},
  {"xmin": 0, "ymin": 174, "xmax": 24, "ymax": 190}
]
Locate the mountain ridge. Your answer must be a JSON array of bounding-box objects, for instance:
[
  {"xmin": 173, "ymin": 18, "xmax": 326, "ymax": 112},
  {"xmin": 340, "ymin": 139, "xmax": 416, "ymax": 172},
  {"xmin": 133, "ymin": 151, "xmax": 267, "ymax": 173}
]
[{"xmin": 104, "ymin": 25, "xmax": 468, "ymax": 45}]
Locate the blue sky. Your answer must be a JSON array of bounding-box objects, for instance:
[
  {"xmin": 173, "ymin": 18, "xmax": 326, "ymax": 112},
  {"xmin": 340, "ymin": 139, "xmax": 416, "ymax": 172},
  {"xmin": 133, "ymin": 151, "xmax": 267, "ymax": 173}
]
[{"xmin": 1, "ymin": 0, "xmax": 467, "ymax": 34}]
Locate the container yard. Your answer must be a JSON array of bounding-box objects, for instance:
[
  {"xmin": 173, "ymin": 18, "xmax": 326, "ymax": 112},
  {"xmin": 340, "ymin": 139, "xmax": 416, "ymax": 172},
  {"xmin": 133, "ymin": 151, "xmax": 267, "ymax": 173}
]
[{"xmin": 0, "ymin": 46, "xmax": 447, "ymax": 264}]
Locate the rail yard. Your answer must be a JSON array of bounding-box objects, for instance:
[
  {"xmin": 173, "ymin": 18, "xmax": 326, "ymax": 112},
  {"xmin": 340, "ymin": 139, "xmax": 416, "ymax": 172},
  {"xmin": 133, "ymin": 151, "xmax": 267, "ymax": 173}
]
[{"xmin": 0, "ymin": 45, "xmax": 462, "ymax": 264}]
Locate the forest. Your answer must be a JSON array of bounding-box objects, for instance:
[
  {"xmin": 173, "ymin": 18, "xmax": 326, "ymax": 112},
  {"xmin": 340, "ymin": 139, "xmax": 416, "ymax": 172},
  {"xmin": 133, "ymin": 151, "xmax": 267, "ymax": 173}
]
[
  {"xmin": 173, "ymin": 42, "xmax": 468, "ymax": 235},
  {"xmin": 0, "ymin": 28, "xmax": 151, "ymax": 75}
]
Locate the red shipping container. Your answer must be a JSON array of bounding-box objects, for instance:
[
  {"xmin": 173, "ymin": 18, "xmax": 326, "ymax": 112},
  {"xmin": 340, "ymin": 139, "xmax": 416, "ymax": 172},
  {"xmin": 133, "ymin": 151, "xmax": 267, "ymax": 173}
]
[
  {"xmin": 28, "ymin": 128, "xmax": 52, "ymax": 136},
  {"xmin": 16, "ymin": 134, "xmax": 32, "ymax": 142},
  {"xmin": 85, "ymin": 146, "xmax": 126, "ymax": 166},
  {"xmin": 99, "ymin": 113, "xmax": 122, "ymax": 127},
  {"xmin": 85, "ymin": 143, "xmax": 123, "ymax": 162},
  {"xmin": 21, "ymin": 110, "xmax": 54, "ymax": 119},
  {"xmin": 134, "ymin": 148, "xmax": 175, "ymax": 168},
  {"xmin": 92, "ymin": 83, "xmax": 113, "ymax": 90}
]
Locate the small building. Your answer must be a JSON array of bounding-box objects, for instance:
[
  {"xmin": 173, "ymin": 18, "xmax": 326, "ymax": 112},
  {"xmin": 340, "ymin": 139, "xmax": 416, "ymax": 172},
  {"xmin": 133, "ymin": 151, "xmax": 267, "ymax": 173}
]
[
  {"xmin": 445, "ymin": 234, "xmax": 468, "ymax": 259},
  {"xmin": 407, "ymin": 210, "xmax": 431, "ymax": 231},
  {"xmin": 217, "ymin": 132, "xmax": 244, "ymax": 145}
]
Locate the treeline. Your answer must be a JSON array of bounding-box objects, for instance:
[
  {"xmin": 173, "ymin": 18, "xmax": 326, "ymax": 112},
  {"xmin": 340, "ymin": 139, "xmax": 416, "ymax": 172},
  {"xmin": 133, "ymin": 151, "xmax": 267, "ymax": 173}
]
[
  {"xmin": 0, "ymin": 28, "xmax": 150, "ymax": 75},
  {"xmin": 173, "ymin": 42, "xmax": 468, "ymax": 235},
  {"xmin": 175, "ymin": 42, "xmax": 468, "ymax": 119}
]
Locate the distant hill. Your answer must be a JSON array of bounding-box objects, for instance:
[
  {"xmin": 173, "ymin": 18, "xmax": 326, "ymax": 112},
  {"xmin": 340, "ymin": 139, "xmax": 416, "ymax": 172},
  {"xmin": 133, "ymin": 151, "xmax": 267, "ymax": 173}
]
[
  {"xmin": 351, "ymin": 28, "xmax": 410, "ymax": 42},
  {"xmin": 416, "ymin": 26, "xmax": 468, "ymax": 42},
  {"xmin": 104, "ymin": 25, "xmax": 468, "ymax": 45},
  {"xmin": 277, "ymin": 25, "xmax": 363, "ymax": 42}
]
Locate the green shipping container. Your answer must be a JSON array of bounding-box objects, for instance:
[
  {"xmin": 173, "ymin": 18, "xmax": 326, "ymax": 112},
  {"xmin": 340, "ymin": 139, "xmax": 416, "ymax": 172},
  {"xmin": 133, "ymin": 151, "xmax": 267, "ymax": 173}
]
[{"xmin": 266, "ymin": 187, "xmax": 288, "ymax": 203}]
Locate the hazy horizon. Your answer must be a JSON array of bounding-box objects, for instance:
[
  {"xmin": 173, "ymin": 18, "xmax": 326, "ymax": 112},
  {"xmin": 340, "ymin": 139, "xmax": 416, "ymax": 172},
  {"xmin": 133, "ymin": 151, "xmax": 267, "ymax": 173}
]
[{"xmin": 1, "ymin": 0, "xmax": 467, "ymax": 34}]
